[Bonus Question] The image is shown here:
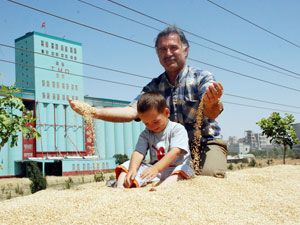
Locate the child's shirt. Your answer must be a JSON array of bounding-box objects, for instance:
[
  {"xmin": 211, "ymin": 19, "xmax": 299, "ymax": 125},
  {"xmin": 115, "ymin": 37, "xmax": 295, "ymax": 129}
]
[{"xmin": 135, "ymin": 120, "xmax": 191, "ymax": 167}]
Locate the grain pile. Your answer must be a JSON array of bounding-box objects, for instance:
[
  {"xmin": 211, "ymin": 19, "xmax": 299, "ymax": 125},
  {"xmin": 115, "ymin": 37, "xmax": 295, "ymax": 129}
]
[{"xmin": 0, "ymin": 165, "xmax": 299, "ymax": 225}]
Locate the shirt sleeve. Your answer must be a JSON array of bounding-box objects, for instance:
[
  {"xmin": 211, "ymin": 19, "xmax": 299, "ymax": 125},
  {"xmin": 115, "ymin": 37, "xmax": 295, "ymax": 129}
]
[
  {"xmin": 169, "ymin": 123, "xmax": 190, "ymax": 154},
  {"xmin": 134, "ymin": 130, "xmax": 149, "ymax": 156}
]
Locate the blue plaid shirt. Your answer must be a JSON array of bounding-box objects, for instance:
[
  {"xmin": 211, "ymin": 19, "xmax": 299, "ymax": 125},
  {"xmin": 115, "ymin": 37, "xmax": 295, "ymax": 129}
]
[{"xmin": 130, "ymin": 65, "xmax": 222, "ymax": 142}]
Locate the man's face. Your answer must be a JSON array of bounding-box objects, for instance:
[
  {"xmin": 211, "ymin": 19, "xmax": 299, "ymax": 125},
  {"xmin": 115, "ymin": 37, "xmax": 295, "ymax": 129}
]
[
  {"xmin": 156, "ymin": 33, "xmax": 189, "ymax": 76},
  {"xmin": 139, "ymin": 108, "xmax": 170, "ymax": 133}
]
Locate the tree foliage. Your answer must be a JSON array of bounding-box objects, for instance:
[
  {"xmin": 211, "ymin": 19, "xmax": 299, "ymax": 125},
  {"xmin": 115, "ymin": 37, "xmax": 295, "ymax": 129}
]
[
  {"xmin": 0, "ymin": 85, "xmax": 40, "ymax": 148},
  {"xmin": 27, "ymin": 161, "xmax": 47, "ymax": 193},
  {"xmin": 113, "ymin": 154, "xmax": 129, "ymax": 165},
  {"xmin": 257, "ymin": 112, "xmax": 299, "ymax": 164}
]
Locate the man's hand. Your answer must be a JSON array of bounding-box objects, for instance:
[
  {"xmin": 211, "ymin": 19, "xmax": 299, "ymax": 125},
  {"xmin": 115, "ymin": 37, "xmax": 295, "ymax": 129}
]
[
  {"xmin": 124, "ymin": 170, "xmax": 137, "ymax": 188},
  {"xmin": 68, "ymin": 99, "xmax": 96, "ymax": 117},
  {"xmin": 140, "ymin": 166, "xmax": 159, "ymax": 181},
  {"xmin": 202, "ymin": 82, "xmax": 224, "ymax": 119}
]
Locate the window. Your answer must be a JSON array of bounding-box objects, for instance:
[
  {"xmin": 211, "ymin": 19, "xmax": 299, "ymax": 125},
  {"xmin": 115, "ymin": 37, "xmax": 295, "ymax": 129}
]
[
  {"xmin": 55, "ymin": 44, "xmax": 58, "ymax": 50},
  {"xmin": 71, "ymin": 84, "xmax": 74, "ymax": 90},
  {"xmin": 65, "ymin": 46, "xmax": 68, "ymax": 52},
  {"xmin": 74, "ymin": 48, "xmax": 77, "ymax": 54},
  {"xmin": 62, "ymin": 83, "xmax": 65, "ymax": 89},
  {"xmin": 56, "ymin": 82, "xmax": 59, "ymax": 88},
  {"xmin": 41, "ymin": 40, "xmax": 44, "ymax": 46},
  {"xmin": 65, "ymin": 54, "xmax": 68, "ymax": 59},
  {"xmin": 56, "ymin": 61, "xmax": 59, "ymax": 66},
  {"xmin": 52, "ymin": 81, "xmax": 55, "ymax": 88},
  {"xmin": 61, "ymin": 45, "xmax": 64, "ymax": 51},
  {"xmin": 57, "ymin": 94, "xmax": 60, "ymax": 100},
  {"xmin": 83, "ymin": 164, "xmax": 86, "ymax": 170},
  {"xmin": 46, "ymin": 50, "xmax": 49, "ymax": 55},
  {"xmin": 51, "ymin": 43, "xmax": 54, "ymax": 49},
  {"xmin": 42, "ymin": 92, "xmax": 46, "ymax": 98},
  {"xmin": 42, "ymin": 80, "xmax": 45, "ymax": 86},
  {"xmin": 70, "ymin": 47, "xmax": 73, "ymax": 53},
  {"xmin": 61, "ymin": 53, "xmax": 64, "ymax": 58},
  {"xmin": 66, "ymin": 84, "xmax": 69, "ymax": 90},
  {"xmin": 52, "ymin": 93, "xmax": 56, "ymax": 100},
  {"xmin": 75, "ymin": 85, "xmax": 78, "ymax": 91},
  {"xmin": 56, "ymin": 73, "xmax": 59, "ymax": 79},
  {"xmin": 70, "ymin": 55, "xmax": 73, "ymax": 60},
  {"xmin": 77, "ymin": 164, "xmax": 80, "ymax": 171},
  {"xmin": 61, "ymin": 74, "xmax": 64, "ymax": 79},
  {"xmin": 46, "ymin": 81, "xmax": 50, "ymax": 87},
  {"xmin": 47, "ymin": 93, "xmax": 50, "ymax": 99},
  {"xmin": 72, "ymin": 164, "xmax": 75, "ymax": 170},
  {"xmin": 62, "ymin": 95, "xmax": 65, "ymax": 100},
  {"xmin": 45, "ymin": 42, "xmax": 48, "ymax": 47},
  {"xmin": 51, "ymin": 52, "xmax": 54, "ymax": 56},
  {"xmin": 74, "ymin": 56, "xmax": 77, "ymax": 61},
  {"xmin": 55, "ymin": 52, "xmax": 58, "ymax": 57}
]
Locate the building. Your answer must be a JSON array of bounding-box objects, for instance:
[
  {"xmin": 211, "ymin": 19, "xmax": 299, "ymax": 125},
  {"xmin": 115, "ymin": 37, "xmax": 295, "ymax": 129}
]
[
  {"xmin": 0, "ymin": 32, "xmax": 144, "ymax": 178},
  {"xmin": 228, "ymin": 143, "xmax": 250, "ymax": 155}
]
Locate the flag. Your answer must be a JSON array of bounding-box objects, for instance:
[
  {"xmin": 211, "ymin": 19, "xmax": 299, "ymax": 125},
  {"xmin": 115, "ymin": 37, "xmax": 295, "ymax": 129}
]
[{"xmin": 41, "ymin": 22, "xmax": 46, "ymax": 28}]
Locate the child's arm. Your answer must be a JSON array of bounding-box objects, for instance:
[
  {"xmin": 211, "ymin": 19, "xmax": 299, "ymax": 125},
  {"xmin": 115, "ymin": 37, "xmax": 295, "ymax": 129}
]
[
  {"xmin": 140, "ymin": 147, "xmax": 182, "ymax": 181},
  {"xmin": 124, "ymin": 151, "xmax": 144, "ymax": 188}
]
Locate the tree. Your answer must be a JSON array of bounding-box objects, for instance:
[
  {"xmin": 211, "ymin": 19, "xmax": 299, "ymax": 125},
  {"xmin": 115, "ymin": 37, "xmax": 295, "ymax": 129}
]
[
  {"xmin": 113, "ymin": 154, "xmax": 129, "ymax": 165},
  {"xmin": 257, "ymin": 112, "xmax": 299, "ymax": 164},
  {"xmin": 0, "ymin": 85, "xmax": 40, "ymax": 149}
]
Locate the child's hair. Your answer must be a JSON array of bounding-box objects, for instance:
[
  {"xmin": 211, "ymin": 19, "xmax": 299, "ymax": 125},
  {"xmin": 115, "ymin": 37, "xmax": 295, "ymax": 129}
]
[{"xmin": 137, "ymin": 92, "xmax": 167, "ymax": 114}]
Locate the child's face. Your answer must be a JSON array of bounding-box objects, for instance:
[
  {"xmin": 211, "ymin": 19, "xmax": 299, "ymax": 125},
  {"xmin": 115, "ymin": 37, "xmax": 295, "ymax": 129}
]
[{"xmin": 139, "ymin": 107, "xmax": 170, "ymax": 133}]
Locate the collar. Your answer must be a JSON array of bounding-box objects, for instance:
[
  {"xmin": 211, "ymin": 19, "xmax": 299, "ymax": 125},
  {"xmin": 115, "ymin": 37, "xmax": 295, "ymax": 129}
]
[{"xmin": 163, "ymin": 65, "xmax": 188, "ymax": 87}]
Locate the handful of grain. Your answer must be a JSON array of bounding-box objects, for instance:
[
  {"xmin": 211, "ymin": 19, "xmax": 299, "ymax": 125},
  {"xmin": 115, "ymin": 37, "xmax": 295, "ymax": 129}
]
[
  {"xmin": 72, "ymin": 100, "xmax": 96, "ymax": 155},
  {"xmin": 191, "ymin": 99, "xmax": 204, "ymax": 175}
]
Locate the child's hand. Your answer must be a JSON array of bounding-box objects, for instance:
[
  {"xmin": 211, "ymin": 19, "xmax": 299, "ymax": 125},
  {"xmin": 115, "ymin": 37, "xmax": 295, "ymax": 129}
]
[
  {"xmin": 124, "ymin": 170, "xmax": 137, "ymax": 188},
  {"xmin": 141, "ymin": 166, "xmax": 159, "ymax": 181}
]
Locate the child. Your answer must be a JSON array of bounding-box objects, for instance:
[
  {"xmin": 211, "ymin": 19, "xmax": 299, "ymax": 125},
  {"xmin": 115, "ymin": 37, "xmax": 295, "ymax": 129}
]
[{"xmin": 115, "ymin": 92, "xmax": 193, "ymax": 188}]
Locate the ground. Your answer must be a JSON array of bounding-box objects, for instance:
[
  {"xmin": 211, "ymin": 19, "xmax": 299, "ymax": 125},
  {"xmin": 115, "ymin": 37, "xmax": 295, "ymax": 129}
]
[
  {"xmin": 0, "ymin": 164, "xmax": 299, "ymax": 224},
  {"xmin": 1, "ymin": 158, "xmax": 299, "ymax": 201}
]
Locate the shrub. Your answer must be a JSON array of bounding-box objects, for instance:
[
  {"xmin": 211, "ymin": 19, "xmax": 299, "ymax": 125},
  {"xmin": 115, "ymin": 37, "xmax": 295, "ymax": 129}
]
[
  {"xmin": 113, "ymin": 154, "xmax": 129, "ymax": 165},
  {"xmin": 27, "ymin": 162, "xmax": 47, "ymax": 194},
  {"xmin": 64, "ymin": 177, "xmax": 73, "ymax": 189},
  {"xmin": 109, "ymin": 174, "xmax": 115, "ymax": 180},
  {"xmin": 227, "ymin": 163, "xmax": 233, "ymax": 170},
  {"xmin": 248, "ymin": 159, "xmax": 257, "ymax": 167},
  {"xmin": 14, "ymin": 184, "xmax": 24, "ymax": 195},
  {"xmin": 94, "ymin": 171, "xmax": 105, "ymax": 182}
]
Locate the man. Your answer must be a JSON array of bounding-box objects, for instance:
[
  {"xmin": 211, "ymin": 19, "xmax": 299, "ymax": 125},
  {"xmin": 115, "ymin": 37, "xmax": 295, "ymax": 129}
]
[{"xmin": 69, "ymin": 25, "xmax": 227, "ymax": 177}]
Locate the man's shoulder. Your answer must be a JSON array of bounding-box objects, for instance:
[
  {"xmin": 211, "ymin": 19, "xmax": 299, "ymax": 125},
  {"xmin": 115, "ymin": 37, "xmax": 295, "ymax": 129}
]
[{"xmin": 188, "ymin": 66, "xmax": 213, "ymax": 77}]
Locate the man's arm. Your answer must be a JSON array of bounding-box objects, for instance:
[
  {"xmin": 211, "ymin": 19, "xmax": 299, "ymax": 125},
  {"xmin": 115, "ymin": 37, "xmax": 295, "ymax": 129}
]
[
  {"xmin": 202, "ymin": 82, "xmax": 224, "ymax": 120},
  {"xmin": 68, "ymin": 99, "xmax": 138, "ymax": 122}
]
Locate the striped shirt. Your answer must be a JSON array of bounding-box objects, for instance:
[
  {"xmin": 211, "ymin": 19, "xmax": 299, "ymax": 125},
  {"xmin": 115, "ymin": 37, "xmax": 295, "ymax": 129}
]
[{"xmin": 130, "ymin": 65, "xmax": 222, "ymax": 142}]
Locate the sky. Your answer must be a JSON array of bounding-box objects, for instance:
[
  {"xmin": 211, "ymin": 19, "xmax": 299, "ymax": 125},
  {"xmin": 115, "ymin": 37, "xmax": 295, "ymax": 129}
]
[{"xmin": 1, "ymin": 0, "xmax": 300, "ymax": 140}]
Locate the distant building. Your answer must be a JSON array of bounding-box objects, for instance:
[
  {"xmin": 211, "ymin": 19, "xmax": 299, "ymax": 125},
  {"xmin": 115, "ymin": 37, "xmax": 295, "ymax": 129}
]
[
  {"xmin": 228, "ymin": 143, "xmax": 250, "ymax": 155},
  {"xmin": 0, "ymin": 32, "xmax": 144, "ymax": 178}
]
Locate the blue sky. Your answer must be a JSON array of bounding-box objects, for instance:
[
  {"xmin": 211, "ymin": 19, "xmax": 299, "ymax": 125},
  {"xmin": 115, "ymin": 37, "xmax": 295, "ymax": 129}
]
[{"xmin": 1, "ymin": 0, "xmax": 300, "ymax": 140}]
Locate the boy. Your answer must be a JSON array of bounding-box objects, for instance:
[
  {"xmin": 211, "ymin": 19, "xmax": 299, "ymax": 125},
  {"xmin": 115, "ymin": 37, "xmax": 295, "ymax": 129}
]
[{"xmin": 115, "ymin": 92, "xmax": 193, "ymax": 188}]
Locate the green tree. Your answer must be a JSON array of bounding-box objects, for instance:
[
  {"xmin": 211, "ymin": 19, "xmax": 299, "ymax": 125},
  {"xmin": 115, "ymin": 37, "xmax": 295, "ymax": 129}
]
[
  {"xmin": 257, "ymin": 112, "xmax": 299, "ymax": 164},
  {"xmin": 0, "ymin": 85, "xmax": 40, "ymax": 149},
  {"xmin": 113, "ymin": 154, "xmax": 129, "ymax": 165}
]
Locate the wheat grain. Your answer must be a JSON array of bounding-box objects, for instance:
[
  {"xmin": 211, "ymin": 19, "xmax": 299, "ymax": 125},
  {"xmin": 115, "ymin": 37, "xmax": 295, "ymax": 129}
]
[{"xmin": 191, "ymin": 99, "xmax": 204, "ymax": 175}]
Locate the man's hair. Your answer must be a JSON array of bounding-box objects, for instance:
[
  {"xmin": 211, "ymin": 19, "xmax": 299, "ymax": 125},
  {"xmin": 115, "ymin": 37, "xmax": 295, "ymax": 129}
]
[
  {"xmin": 137, "ymin": 92, "xmax": 168, "ymax": 114},
  {"xmin": 155, "ymin": 25, "xmax": 190, "ymax": 49}
]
